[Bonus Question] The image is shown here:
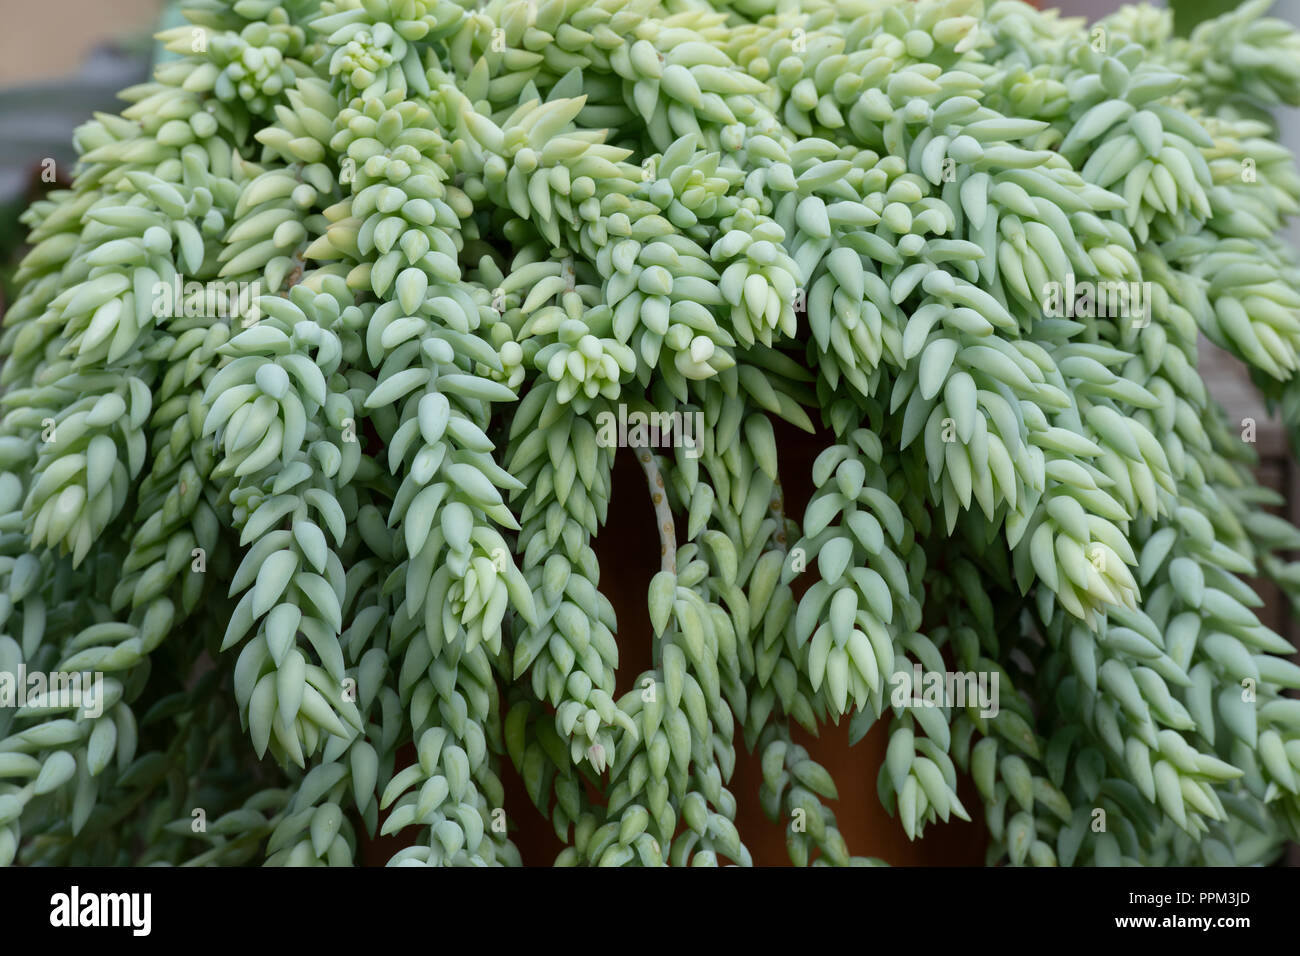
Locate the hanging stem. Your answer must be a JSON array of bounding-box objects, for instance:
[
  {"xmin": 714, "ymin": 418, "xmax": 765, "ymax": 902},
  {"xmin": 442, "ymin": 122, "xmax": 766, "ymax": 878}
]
[
  {"xmin": 770, "ymin": 475, "xmax": 790, "ymax": 552},
  {"xmin": 634, "ymin": 444, "xmax": 675, "ymax": 672},
  {"xmin": 635, "ymin": 445, "xmax": 676, "ymax": 575}
]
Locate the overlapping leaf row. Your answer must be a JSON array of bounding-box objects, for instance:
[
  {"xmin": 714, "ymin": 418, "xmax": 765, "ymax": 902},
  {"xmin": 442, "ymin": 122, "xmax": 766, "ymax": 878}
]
[
  {"xmin": 656, "ymin": 382, "xmax": 807, "ymax": 866},
  {"xmin": 953, "ymin": 2, "xmax": 1300, "ymax": 863},
  {"xmin": 3, "ymin": 0, "xmax": 1300, "ymax": 866},
  {"xmin": 714, "ymin": 2, "xmax": 1138, "ymax": 861},
  {"xmin": 0, "ymin": 43, "xmax": 275, "ymax": 863}
]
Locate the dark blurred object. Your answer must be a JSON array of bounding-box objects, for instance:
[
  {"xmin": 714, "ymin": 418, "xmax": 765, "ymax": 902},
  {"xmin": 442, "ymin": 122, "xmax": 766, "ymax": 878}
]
[{"xmin": 1171, "ymin": 0, "xmax": 1245, "ymax": 34}]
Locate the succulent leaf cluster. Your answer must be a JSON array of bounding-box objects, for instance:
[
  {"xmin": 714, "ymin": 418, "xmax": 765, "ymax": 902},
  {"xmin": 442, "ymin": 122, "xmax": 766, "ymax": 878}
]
[{"xmin": 3, "ymin": 0, "xmax": 1300, "ymax": 867}]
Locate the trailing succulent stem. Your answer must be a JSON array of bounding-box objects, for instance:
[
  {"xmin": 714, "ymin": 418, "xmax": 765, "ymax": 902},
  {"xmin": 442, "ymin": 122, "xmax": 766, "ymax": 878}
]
[{"xmin": 3, "ymin": 0, "xmax": 1300, "ymax": 867}]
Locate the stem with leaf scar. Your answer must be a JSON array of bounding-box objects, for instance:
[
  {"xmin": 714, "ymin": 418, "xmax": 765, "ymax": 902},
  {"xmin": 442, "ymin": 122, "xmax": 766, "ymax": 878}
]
[{"xmin": 634, "ymin": 443, "xmax": 676, "ymax": 671}]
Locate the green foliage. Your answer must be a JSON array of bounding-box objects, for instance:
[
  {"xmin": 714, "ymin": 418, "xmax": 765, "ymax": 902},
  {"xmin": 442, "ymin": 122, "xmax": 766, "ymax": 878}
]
[{"xmin": 3, "ymin": 0, "xmax": 1300, "ymax": 867}]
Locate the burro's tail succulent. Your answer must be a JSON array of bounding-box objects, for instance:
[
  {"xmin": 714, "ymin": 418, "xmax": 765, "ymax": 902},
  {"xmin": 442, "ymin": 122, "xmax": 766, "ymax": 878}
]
[{"xmin": 2, "ymin": 0, "xmax": 1300, "ymax": 867}]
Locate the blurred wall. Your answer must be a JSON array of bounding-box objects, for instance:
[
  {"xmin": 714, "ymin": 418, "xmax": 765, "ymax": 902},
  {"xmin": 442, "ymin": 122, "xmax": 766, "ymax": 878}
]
[
  {"xmin": 0, "ymin": 0, "xmax": 161, "ymax": 85},
  {"xmin": 1273, "ymin": 0, "xmax": 1300, "ymax": 250}
]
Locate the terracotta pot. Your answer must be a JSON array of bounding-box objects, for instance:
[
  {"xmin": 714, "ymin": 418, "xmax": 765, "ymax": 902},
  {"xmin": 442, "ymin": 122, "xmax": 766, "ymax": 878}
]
[{"xmin": 360, "ymin": 419, "xmax": 987, "ymax": 865}]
